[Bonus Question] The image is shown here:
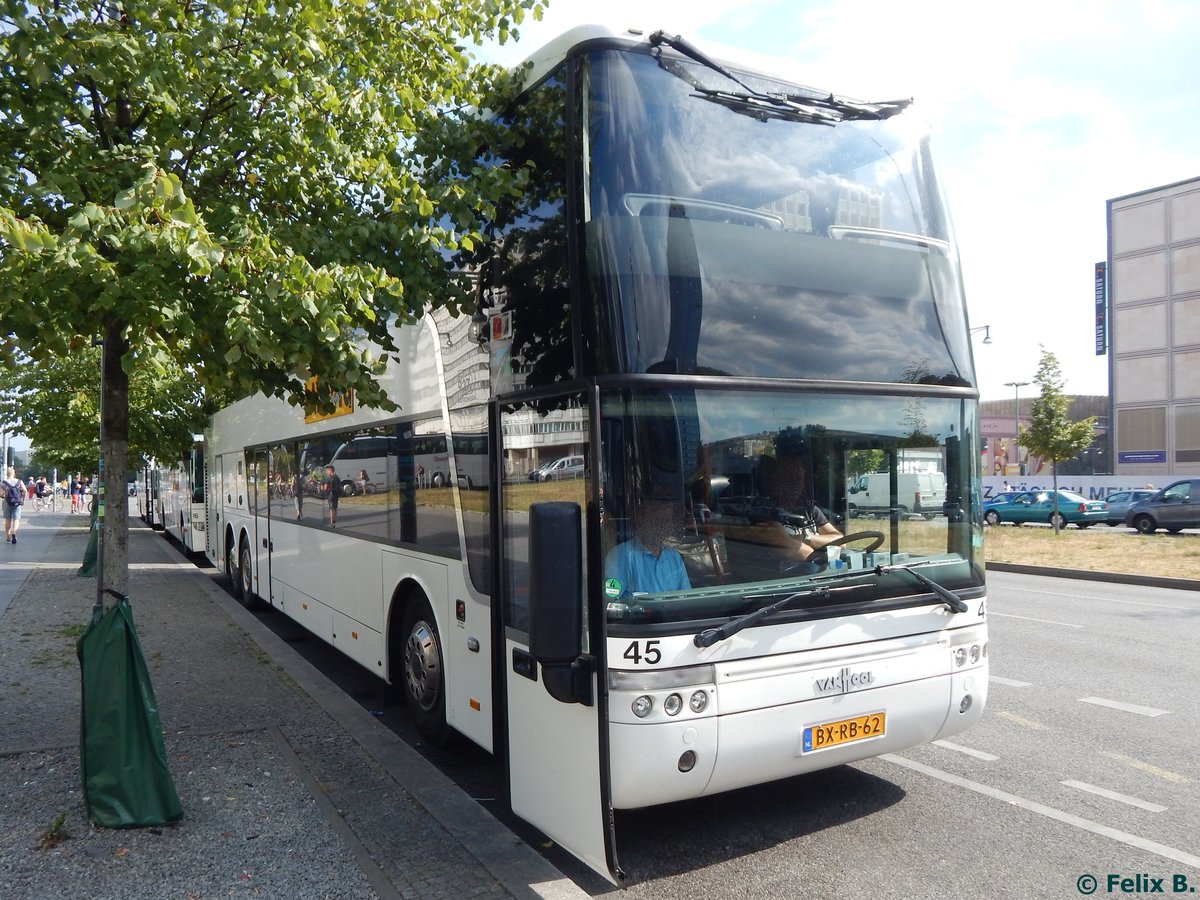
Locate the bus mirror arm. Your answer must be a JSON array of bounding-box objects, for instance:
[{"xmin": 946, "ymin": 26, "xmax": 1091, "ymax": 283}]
[
  {"xmin": 541, "ymin": 655, "xmax": 595, "ymax": 706},
  {"xmin": 528, "ymin": 502, "xmax": 592, "ymax": 705}
]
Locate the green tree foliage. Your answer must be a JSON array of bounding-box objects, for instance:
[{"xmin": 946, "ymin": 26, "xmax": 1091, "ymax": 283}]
[
  {"xmin": 0, "ymin": 348, "xmax": 208, "ymax": 471},
  {"xmin": 0, "ymin": 0, "xmax": 545, "ymax": 599},
  {"xmin": 1020, "ymin": 348, "xmax": 1097, "ymax": 531}
]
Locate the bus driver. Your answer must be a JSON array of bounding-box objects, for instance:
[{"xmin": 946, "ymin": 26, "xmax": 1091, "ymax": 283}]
[
  {"xmin": 755, "ymin": 450, "xmax": 844, "ymax": 568},
  {"xmin": 604, "ymin": 498, "xmax": 692, "ymax": 599}
]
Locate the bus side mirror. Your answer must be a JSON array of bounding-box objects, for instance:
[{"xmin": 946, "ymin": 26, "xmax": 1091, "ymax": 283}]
[{"xmin": 528, "ymin": 502, "xmax": 592, "ymax": 705}]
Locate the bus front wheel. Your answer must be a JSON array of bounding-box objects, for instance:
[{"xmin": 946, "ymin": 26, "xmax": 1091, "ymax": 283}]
[{"xmin": 400, "ymin": 595, "xmax": 450, "ymax": 745}]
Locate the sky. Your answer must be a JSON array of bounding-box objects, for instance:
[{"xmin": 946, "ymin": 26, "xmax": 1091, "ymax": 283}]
[{"xmin": 478, "ymin": 0, "xmax": 1200, "ymax": 403}]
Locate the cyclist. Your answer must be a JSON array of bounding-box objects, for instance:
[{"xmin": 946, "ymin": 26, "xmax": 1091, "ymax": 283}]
[{"xmin": 34, "ymin": 477, "xmax": 49, "ymax": 511}]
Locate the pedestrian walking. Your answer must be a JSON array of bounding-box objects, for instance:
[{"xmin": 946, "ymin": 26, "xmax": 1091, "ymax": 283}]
[
  {"xmin": 322, "ymin": 464, "xmax": 341, "ymax": 527},
  {"xmin": 70, "ymin": 473, "xmax": 82, "ymax": 513},
  {"xmin": 3, "ymin": 466, "xmax": 25, "ymax": 544}
]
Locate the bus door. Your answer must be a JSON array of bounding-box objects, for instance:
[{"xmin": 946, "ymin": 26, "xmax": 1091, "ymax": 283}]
[
  {"xmin": 496, "ymin": 397, "xmax": 618, "ymax": 882},
  {"xmin": 248, "ymin": 448, "xmax": 272, "ymax": 602}
]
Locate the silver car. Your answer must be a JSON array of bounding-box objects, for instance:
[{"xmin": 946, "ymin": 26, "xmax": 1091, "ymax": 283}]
[
  {"xmin": 1102, "ymin": 489, "xmax": 1156, "ymax": 527},
  {"xmin": 1125, "ymin": 479, "xmax": 1200, "ymax": 534}
]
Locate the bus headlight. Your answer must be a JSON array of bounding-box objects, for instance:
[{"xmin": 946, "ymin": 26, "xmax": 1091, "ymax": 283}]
[
  {"xmin": 689, "ymin": 690, "xmax": 709, "ymax": 713},
  {"xmin": 632, "ymin": 695, "xmax": 653, "ymax": 718},
  {"xmin": 969, "ymin": 644, "xmax": 981, "ymax": 664},
  {"xmin": 663, "ymin": 693, "xmax": 683, "ymax": 716},
  {"xmin": 954, "ymin": 647, "xmax": 967, "ymax": 667}
]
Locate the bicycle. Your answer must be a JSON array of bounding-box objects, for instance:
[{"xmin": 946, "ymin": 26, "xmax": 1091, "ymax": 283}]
[{"xmin": 33, "ymin": 492, "xmax": 50, "ymax": 512}]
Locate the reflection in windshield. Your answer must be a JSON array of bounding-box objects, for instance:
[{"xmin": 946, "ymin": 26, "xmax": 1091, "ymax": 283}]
[
  {"xmin": 601, "ymin": 388, "xmax": 981, "ymax": 626},
  {"xmin": 583, "ymin": 49, "xmax": 973, "ymax": 385}
]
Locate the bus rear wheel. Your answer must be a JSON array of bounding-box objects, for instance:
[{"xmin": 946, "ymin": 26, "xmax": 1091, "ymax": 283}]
[
  {"xmin": 400, "ymin": 595, "xmax": 450, "ymax": 745},
  {"xmin": 226, "ymin": 536, "xmax": 243, "ymax": 602},
  {"xmin": 238, "ymin": 541, "xmax": 261, "ymax": 610}
]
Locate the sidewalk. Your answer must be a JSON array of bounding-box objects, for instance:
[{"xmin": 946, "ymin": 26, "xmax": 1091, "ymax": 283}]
[{"xmin": 0, "ymin": 509, "xmax": 586, "ymax": 900}]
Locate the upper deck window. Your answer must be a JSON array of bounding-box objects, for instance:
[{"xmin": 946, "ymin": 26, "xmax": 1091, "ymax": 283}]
[{"xmin": 581, "ymin": 49, "xmax": 973, "ymax": 385}]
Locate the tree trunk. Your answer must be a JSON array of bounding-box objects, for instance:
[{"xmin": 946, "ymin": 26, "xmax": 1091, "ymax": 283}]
[
  {"xmin": 1051, "ymin": 460, "xmax": 1061, "ymax": 534},
  {"xmin": 100, "ymin": 317, "xmax": 130, "ymax": 610}
]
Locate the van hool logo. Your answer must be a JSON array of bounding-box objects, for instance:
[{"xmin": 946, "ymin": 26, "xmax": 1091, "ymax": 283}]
[{"xmin": 814, "ymin": 667, "xmax": 875, "ymax": 695}]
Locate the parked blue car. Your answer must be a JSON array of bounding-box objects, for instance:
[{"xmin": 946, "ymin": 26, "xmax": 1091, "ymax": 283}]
[
  {"xmin": 982, "ymin": 489, "xmax": 1107, "ymax": 529},
  {"xmin": 1101, "ymin": 489, "xmax": 1156, "ymax": 527}
]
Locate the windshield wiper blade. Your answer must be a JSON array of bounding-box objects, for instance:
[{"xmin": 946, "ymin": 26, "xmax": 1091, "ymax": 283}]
[
  {"xmin": 879, "ymin": 560, "xmax": 968, "ymax": 613},
  {"xmin": 649, "ymin": 29, "xmax": 912, "ymax": 124},
  {"xmin": 694, "ymin": 585, "xmax": 833, "ymax": 648},
  {"xmin": 693, "ymin": 560, "xmax": 968, "ymax": 648}
]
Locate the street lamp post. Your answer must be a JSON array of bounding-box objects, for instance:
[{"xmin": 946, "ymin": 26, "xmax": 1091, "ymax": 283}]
[
  {"xmin": 1004, "ymin": 380, "xmax": 1030, "ymax": 475},
  {"xmin": 970, "ymin": 325, "xmax": 992, "ymax": 344}
]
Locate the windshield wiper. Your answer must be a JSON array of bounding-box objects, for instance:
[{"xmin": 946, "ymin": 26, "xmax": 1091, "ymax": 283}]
[
  {"xmin": 692, "ymin": 559, "xmax": 968, "ymax": 648},
  {"xmin": 694, "ymin": 584, "xmax": 836, "ymax": 648},
  {"xmin": 648, "ymin": 30, "xmax": 912, "ymax": 125},
  {"xmin": 879, "ymin": 560, "xmax": 969, "ymax": 613}
]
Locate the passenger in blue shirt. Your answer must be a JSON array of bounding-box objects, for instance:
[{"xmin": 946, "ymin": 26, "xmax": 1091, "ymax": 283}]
[{"xmin": 605, "ymin": 499, "xmax": 691, "ymax": 599}]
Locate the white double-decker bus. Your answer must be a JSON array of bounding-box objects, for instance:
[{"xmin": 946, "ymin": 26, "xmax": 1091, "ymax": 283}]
[{"xmin": 205, "ymin": 25, "xmax": 988, "ymax": 882}]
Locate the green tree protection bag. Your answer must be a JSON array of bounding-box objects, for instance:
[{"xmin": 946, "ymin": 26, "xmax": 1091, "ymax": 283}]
[{"xmin": 76, "ymin": 595, "xmax": 183, "ymax": 827}]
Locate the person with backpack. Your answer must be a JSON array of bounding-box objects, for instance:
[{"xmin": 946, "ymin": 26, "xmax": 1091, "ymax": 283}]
[{"xmin": 3, "ymin": 466, "xmax": 25, "ymax": 544}]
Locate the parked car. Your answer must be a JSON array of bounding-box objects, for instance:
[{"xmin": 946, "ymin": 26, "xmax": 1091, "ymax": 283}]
[
  {"xmin": 528, "ymin": 454, "xmax": 586, "ymax": 482},
  {"xmin": 981, "ymin": 489, "xmax": 1107, "ymax": 529},
  {"xmin": 984, "ymin": 490, "xmax": 1022, "ymax": 507},
  {"xmin": 1101, "ymin": 489, "xmax": 1156, "ymax": 527},
  {"xmin": 1124, "ymin": 479, "xmax": 1200, "ymax": 534}
]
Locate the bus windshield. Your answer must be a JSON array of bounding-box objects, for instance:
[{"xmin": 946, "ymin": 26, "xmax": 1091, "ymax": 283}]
[
  {"xmin": 600, "ymin": 387, "xmax": 981, "ymax": 627},
  {"xmin": 583, "ymin": 48, "xmax": 973, "ymax": 384}
]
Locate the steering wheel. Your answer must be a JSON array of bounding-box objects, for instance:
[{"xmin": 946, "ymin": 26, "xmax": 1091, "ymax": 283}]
[
  {"xmin": 780, "ymin": 531, "xmax": 886, "ymax": 574},
  {"xmin": 819, "ymin": 531, "xmax": 886, "ymax": 554}
]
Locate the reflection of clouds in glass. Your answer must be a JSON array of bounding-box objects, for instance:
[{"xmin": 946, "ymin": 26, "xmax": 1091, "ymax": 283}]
[
  {"xmin": 608, "ymin": 53, "xmax": 920, "ymax": 229},
  {"xmin": 587, "ymin": 49, "xmax": 970, "ymax": 384},
  {"xmin": 697, "ymin": 277, "xmax": 944, "ymax": 382}
]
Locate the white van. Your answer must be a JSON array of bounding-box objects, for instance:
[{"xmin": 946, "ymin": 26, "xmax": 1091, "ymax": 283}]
[
  {"xmin": 849, "ymin": 471, "xmax": 946, "ymax": 518},
  {"xmin": 530, "ymin": 454, "xmax": 586, "ymax": 482}
]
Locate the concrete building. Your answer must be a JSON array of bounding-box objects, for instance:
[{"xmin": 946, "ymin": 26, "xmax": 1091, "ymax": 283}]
[{"xmin": 1107, "ymin": 175, "xmax": 1200, "ymax": 478}]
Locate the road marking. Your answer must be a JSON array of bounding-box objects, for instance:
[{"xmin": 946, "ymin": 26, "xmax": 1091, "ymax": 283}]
[
  {"xmin": 1079, "ymin": 696, "xmax": 1169, "ymax": 718},
  {"xmin": 933, "ymin": 740, "xmax": 999, "ymax": 761},
  {"xmin": 881, "ymin": 754, "xmax": 1200, "ymax": 870},
  {"xmin": 995, "ymin": 709, "xmax": 1051, "ymax": 731},
  {"xmin": 988, "ymin": 612, "xmax": 1083, "ymax": 629},
  {"xmin": 990, "ymin": 676, "xmax": 1032, "ymax": 687},
  {"xmin": 1103, "ymin": 751, "xmax": 1191, "ymax": 785},
  {"xmin": 1061, "ymin": 780, "xmax": 1167, "ymax": 813},
  {"xmin": 995, "ymin": 585, "xmax": 1194, "ymax": 611}
]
